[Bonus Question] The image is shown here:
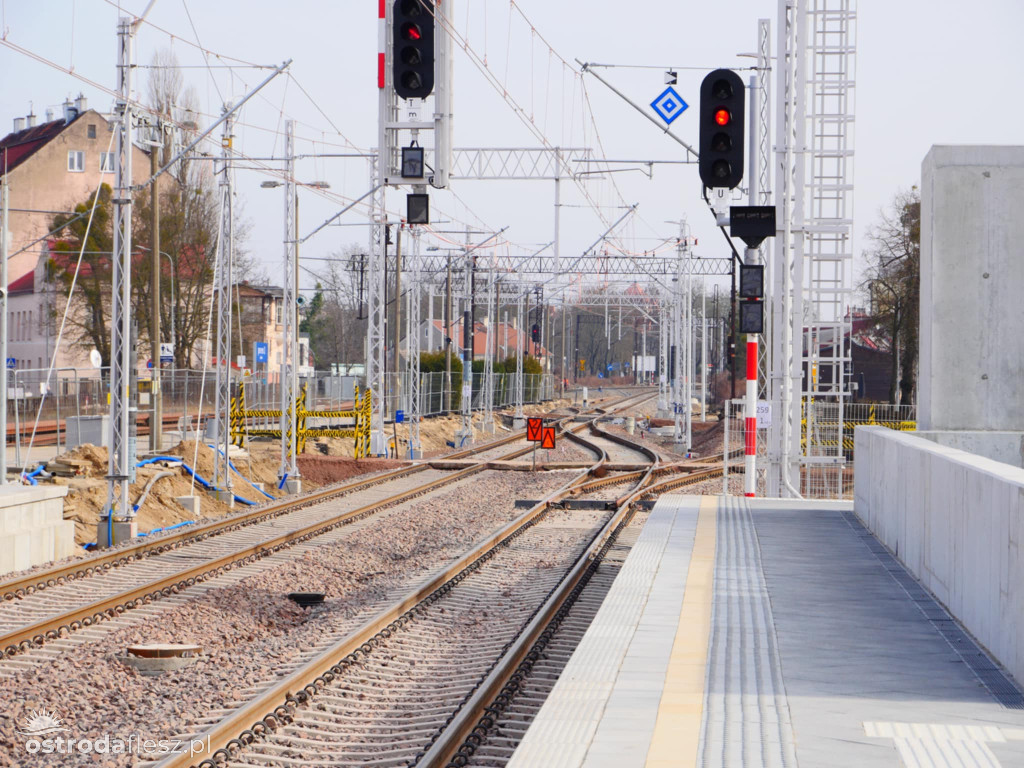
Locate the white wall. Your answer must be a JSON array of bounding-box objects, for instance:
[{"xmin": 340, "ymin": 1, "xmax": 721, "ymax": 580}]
[
  {"xmin": 855, "ymin": 426, "xmax": 1024, "ymax": 685},
  {"xmin": 920, "ymin": 145, "xmax": 1024, "ymax": 431}
]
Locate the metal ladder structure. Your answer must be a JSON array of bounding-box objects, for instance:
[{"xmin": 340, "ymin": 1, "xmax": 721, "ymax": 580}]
[{"xmin": 771, "ymin": 0, "xmax": 857, "ymax": 498}]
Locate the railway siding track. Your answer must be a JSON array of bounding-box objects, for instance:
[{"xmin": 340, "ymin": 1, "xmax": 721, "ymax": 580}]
[{"xmin": 0, "ymin": 395, "xmax": 653, "ymax": 664}]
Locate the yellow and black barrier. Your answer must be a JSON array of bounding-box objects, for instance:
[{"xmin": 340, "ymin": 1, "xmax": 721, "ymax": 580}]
[{"xmin": 230, "ymin": 381, "xmax": 372, "ymax": 459}]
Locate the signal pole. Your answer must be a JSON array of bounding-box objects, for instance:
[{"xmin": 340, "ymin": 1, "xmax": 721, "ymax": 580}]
[
  {"xmin": 212, "ymin": 107, "xmax": 235, "ymax": 501},
  {"xmin": 149, "ymin": 128, "xmax": 162, "ymax": 453}
]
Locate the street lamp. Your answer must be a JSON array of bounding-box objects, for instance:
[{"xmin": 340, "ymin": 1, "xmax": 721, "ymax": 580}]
[{"xmin": 138, "ymin": 246, "xmax": 177, "ymax": 358}]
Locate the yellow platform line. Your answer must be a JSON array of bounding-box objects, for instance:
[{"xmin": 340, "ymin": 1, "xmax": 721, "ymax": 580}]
[{"xmin": 645, "ymin": 495, "xmax": 717, "ymax": 768}]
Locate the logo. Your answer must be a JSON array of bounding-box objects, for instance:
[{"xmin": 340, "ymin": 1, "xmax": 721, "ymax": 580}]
[
  {"xmin": 17, "ymin": 709, "xmax": 69, "ymax": 738},
  {"xmin": 17, "ymin": 705, "xmax": 211, "ymax": 757}
]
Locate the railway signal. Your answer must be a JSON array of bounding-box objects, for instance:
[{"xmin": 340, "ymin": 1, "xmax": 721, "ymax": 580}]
[
  {"xmin": 393, "ymin": 0, "xmax": 435, "ymax": 100},
  {"xmin": 698, "ymin": 69, "xmax": 745, "ymax": 189},
  {"xmin": 541, "ymin": 426, "xmax": 556, "ymax": 450}
]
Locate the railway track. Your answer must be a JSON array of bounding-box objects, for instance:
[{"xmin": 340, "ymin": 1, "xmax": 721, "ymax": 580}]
[
  {"xmin": 0, "ymin": 393, "xmax": 654, "ymax": 668},
  {"xmin": 1, "ymin": 391, "xmax": 698, "ymax": 768},
  {"xmin": 139, "ymin": 450, "xmax": 639, "ymax": 768},
  {"xmin": 105, "ymin": 403, "xmax": 732, "ymax": 768}
]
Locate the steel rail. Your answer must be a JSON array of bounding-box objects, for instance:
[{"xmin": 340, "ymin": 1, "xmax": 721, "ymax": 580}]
[
  {"xmin": 421, "ymin": 461, "xmax": 736, "ymax": 767},
  {"xmin": 0, "ymin": 394, "xmax": 652, "ymax": 658},
  {"xmin": 148, "ymin": 435, "xmax": 615, "ymax": 768},
  {"xmin": 0, "ymin": 393, "xmax": 642, "ymax": 601}
]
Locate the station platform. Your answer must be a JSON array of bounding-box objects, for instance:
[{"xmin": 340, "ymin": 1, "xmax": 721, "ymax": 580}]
[{"xmin": 509, "ymin": 494, "xmax": 1024, "ymax": 768}]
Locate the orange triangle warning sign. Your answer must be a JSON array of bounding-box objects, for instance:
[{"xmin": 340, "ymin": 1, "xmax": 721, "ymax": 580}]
[
  {"xmin": 527, "ymin": 417, "xmax": 543, "ymax": 442},
  {"xmin": 541, "ymin": 426, "xmax": 556, "ymax": 450}
]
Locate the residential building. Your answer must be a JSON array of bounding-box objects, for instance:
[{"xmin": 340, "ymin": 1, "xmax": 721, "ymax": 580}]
[
  {"xmin": 0, "ymin": 97, "xmax": 151, "ymax": 376},
  {"xmin": 0, "ymin": 97, "xmax": 150, "ymax": 282},
  {"xmin": 408, "ymin": 318, "xmax": 549, "ymax": 363}
]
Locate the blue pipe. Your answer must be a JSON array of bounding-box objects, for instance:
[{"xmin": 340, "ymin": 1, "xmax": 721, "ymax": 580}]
[
  {"xmin": 138, "ymin": 519, "xmax": 195, "ymax": 537},
  {"xmin": 206, "ymin": 445, "xmax": 275, "ymax": 500},
  {"xmin": 277, "ymin": 473, "xmax": 288, "ymax": 490},
  {"xmin": 137, "ymin": 456, "xmax": 182, "ymax": 467},
  {"xmin": 136, "ymin": 456, "xmax": 256, "ymax": 505}
]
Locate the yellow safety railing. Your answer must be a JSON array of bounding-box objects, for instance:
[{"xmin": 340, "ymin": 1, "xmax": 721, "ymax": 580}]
[{"xmin": 230, "ymin": 381, "xmax": 372, "ymax": 459}]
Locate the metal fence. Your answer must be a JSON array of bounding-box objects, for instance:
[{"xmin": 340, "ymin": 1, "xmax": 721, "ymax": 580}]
[
  {"xmin": 379, "ymin": 372, "xmax": 554, "ymax": 421},
  {"xmin": 3, "ymin": 366, "xmax": 557, "ymax": 461}
]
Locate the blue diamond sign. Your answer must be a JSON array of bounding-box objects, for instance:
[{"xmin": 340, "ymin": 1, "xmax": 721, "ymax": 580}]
[{"xmin": 651, "ymin": 86, "xmax": 688, "ymax": 125}]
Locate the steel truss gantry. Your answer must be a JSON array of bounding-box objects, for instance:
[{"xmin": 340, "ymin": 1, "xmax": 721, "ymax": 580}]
[{"xmin": 770, "ymin": 0, "xmax": 856, "ymax": 498}]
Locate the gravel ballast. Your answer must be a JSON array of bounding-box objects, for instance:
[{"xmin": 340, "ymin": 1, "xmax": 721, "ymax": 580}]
[{"xmin": 0, "ymin": 469, "xmax": 578, "ymax": 768}]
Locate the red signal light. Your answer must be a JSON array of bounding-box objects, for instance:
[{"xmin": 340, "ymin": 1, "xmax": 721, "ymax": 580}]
[
  {"xmin": 402, "ymin": 22, "xmax": 422, "ymax": 41},
  {"xmin": 715, "ymin": 108, "xmax": 731, "ymax": 126}
]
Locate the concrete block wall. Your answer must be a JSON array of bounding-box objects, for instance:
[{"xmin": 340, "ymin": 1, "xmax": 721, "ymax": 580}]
[
  {"xmin": 0, "ymin": 485, "xmax": 75, "ymax": 576},
  {"xmin": 854, "ymin": 426, "xmax": 1024, "ymax": 685},
  {"xmin": 920, "ymin": 145, "xmax": 1024, "ymax": 432}
]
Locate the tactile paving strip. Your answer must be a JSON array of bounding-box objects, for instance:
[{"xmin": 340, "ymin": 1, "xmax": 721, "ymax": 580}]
[
  {"xmin": 842, "ymin": 511, "xmax": 1024, "ymax": 711},
  {"xmin": 698, "ymin": 496, "xmax": 798, "ymax": 768}
]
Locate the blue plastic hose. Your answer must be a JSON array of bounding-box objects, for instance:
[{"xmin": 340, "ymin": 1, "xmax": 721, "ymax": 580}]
[
  {"xmin": 206, "ymin": 444, "xmax": 275, "ymax": 500},
  {"xmin": 136, "ymin": 456, "xmax": 256, "ymax": 505}
]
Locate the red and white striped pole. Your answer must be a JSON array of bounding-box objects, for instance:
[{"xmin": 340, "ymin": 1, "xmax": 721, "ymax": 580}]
[
  {"xmin": 744, "ymin": 335, "xmax": 757, "ymax": 497},
  {"xmin": 378, "ymin": 0, "xmax": 387, "ymax": 89}
]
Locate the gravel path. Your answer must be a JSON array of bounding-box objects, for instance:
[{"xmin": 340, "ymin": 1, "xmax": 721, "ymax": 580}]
[{"xmin": 0, "ymin": 470, "xmax": 577, "ymax": 768}]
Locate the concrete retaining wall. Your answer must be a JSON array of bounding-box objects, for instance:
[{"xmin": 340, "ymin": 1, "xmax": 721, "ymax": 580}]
[
  {"xmin": 917, "ymin": 430, "xmax": 1024, "ymax": 469},
  {"xmin": 854, "ymin": 425, "xmax": 1024, "ymax": 685},
  {"xmin": 0, "ymin": 485, "xmax": 75, "ymax": 576}
]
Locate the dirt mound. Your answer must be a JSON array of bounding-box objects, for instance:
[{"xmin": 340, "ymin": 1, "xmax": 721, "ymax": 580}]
[
  {"xmin": 295, "ymin": 457, "xmax": 409, "ymax": 486},
  {"xmin": 55, "ymin": 443, "xmax": 109, "ymax": 477}
]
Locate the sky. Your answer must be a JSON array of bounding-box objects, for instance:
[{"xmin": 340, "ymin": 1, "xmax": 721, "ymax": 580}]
[{"xmin": 2, "ymin": 0, "xmax": 1023, "ymax": 304}]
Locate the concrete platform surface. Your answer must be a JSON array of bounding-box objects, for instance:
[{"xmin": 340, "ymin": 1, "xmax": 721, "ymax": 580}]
[{"xmin": 509, "ymin": 495, "xmax": 1024, "ymax": 768}]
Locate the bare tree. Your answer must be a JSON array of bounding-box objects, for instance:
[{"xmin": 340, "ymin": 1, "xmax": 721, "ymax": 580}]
[
  {"xmin": 133, "ymin": 49, "xmax": 250, "ymax": 368},
  {"xmin": 299, "ymin": 245, "xmax": 368, "ymax": 367},
  {"xmin": 860, "ymin": 187, "xmax": 920, "ymax": 404}
]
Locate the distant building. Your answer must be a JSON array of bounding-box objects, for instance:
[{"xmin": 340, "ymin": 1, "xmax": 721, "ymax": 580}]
[
  {"xmin": 0, "ymin": 97, "xmax": 149, "ymax": 282},
  {"xmin": 0, "ymin": 97, "xmax": 150, "ymax": 375},
  {"xmin": 407, "ymin": 318, "xmax": 549, "ymax": 363},
  {"xmin": 228, "ymin": 282, "xmax": 312, "ymax": 380}
]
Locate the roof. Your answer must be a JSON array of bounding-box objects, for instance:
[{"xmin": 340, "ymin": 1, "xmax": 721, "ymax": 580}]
[
  {"xmin": 239, "ymin": 283, "xmax": 284, "ymax": 298},
  {"xmin": 0, "ymin": 117, "xmax": 71, "ymax": 176},
  {"xmin": 8, "ymin": 271, "xmax": 33, "ymax": 294}
]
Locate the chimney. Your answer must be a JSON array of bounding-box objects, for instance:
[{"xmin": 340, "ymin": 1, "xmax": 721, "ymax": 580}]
[
  {"xmin": 62, "ymin": 99, "xmax": 78, "ymax": 124},
  {"xmin": 26, "ymin": 113, "xmax": 37, "ymax": 128},
  {"xmin": 13, "ymin": 117, "xmax": 25, "ymax": 132},
  {"xmin": 45, "ymin": 108, "xmax": 54, "ymax": 122},
  {"xmin": 74, "ymin": 94, "xmax": 88, "ymax": 114}
]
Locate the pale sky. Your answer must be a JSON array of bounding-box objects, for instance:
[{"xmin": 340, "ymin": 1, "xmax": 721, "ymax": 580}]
[{"xmin": 2, "ymin": 0, "xmax": 1023, "ymax": 301}]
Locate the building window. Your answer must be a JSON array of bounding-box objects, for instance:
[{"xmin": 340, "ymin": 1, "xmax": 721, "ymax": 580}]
[
  {"xmin": 67, "ymin": 150, "xmax": 85, "ymax": 172},
  {"xmin": 275, "ymin": 302, "xmax": 282, "ymax": 325},
  {"xmin": 27, "ymin": 311, "xmax": 32, "ymax": 341},
  {"xmin": 87, "ymin": 124, "xmax": 96, "ymax": 139},
  {"xmin": 99, "ymin": 152, "xmax": 115, "ymax": 173}
]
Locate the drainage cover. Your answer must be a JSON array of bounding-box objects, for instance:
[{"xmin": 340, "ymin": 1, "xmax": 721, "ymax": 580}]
[{"xmin": 287, "ymin": 592, "xmax": 326, "ymax": 608}]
